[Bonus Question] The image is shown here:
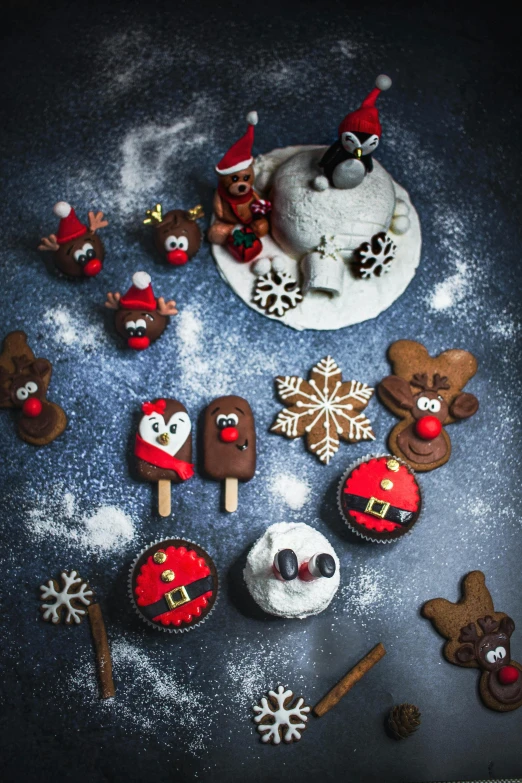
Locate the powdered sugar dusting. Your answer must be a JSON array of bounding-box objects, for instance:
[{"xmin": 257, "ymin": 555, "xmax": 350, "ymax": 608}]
[
  {"xmin": 43, "ymin": 307, "xmax": 105, "ymax": 349},
  {"xmin": 25, "ymin": 487, "xmax": 135, "ymax": 554},
  {"xmin": 428, "ymin": 259, "xmax": 469, "ymax": 311},
  {"xmin": 270, "ymin": 473, "xmax": 311, "ymax": 510}
]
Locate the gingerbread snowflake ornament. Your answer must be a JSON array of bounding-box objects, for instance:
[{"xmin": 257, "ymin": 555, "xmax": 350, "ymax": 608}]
[
  {"xmin": 253, "ymin": 686, "xmax": 310, "ymax": 744},
  {"xmin": 271, "ymin": 356, "xmax": 375, "ymax": 464}
]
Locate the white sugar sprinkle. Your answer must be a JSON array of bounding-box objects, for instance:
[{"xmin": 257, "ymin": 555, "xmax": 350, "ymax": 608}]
[{"xmin": 270, "ymin": 473, "xmax": 311, "ymax": 510}]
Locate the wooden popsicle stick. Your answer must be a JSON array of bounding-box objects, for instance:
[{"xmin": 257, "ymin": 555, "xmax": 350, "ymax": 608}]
[
  {"xmin": 224, "ymin": 477, "xmax": 238, "ymax": 513},
  {"xmin": 88, "ymin": 603, "xmax": 115, "ymax": 700},
  {"xmin": 313, "ymin": 642, "xmax": 386, "ymax": 717},
  {"xmin": 158, "ymin": 479, "xmax": 171, "ymax": 517}
]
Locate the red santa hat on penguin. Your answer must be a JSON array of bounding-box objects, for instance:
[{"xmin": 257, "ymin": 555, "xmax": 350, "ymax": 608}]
[
  {"xmin": 53, "ymin": 202, "xmax": 88, "ymax": 244},
  {"xmin": 338, "ymin": 75, "xmax": 392, "ymax": 138},
  {"xmin": 120, "ymin": 272, "xmax": 157, "ymax": 311},
  {"xmin": 215, "ymin": 111, "xmax": 259, "ymax": 175}
]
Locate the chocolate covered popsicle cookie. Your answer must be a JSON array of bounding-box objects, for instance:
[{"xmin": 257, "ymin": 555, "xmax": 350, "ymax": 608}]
[
  {"xmin": 134, "ymin": 398, "xmax": 194, "ymax": 516},
  {"xmin": 203, "ymin": 395, "xmax": 256, "ymax": 512}
]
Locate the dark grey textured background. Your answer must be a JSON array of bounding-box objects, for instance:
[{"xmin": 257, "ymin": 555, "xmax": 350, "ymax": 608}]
[{"xmin": 1, "ymin": 1, "xmax": 521, "ymax": 781}]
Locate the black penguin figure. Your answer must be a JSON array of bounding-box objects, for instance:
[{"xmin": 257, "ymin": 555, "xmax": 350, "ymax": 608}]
[{"xmin": 320, "ymin": 131, "xmax": 376, "ymax": 185}]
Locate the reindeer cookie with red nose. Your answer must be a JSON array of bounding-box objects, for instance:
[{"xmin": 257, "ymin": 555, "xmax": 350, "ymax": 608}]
[
  {"xmin": 423, "ymin": 571, "xmax": 522, "ymax": 712},
  {"xmin": 104, "ymin": 272, "xmax": 177, "ymax": 350},
  {"xmin": 0, "ymin": 331, "xmax": 67, "ymax": 445},
  {"xmin": 38, "ymin": 202, "xmax": 108, "ymax": 278},
  {"xmin": 378, "ymin": 340, "xmax": 479, "ymax": 472},
  {"xmin": 144, "ymin": 203, "xmax": 204, "ymax": 266}
]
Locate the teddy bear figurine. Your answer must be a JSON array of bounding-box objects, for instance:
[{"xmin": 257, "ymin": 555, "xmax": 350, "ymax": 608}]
[{"xmin": 208, "ymin": 112, "xmax": 271, "ymax": 263}]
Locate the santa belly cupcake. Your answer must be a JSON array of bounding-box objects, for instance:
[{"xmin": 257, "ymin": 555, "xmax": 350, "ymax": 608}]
[
  {"xmin": 338, "ymin": 455, "xmax": 421, "ymax": 542},
  {"xmin": 244, "ymin": 522, "xmax": 340, "ymax": 619},
  {"xmin": 129, "ymin": 539, "xmax": 218, "ymax": 632}
]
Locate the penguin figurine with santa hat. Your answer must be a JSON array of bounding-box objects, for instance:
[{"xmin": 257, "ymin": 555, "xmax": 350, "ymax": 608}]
[
  {"xmin": 315, "ymin": 74, "xmax": 392, "ymax": 191},
  {"xmin": 38, "ymin": 202, "xmax": 108, "ymax": 278}
]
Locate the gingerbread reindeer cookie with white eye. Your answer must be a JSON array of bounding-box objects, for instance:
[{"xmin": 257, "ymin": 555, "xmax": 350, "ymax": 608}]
[
  {"xmin": 378, "ymin": 340, "xmax": 479, "ymax": 471},
  {"xmin": 423, "ymin": 571, "xmax": 522, "ymax": 712}
]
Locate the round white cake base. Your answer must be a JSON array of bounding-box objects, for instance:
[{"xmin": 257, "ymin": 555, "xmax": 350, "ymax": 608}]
[
  {"xmin": 244, "ymin": 522, "xmax": 340, "ymax": 619},
  {"xmin": 211, "ymin": 146, "xmax": 421, "ymax": 331}
]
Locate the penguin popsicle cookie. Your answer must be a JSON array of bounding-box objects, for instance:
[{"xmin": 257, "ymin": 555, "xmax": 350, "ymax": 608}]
[
  {"xmin": 203, "ymin": 395, "xmax": 256, "ymax": 512},
  {"xmin": 134, "ymin": 398, "xmax": 194, "ymax": 517}
]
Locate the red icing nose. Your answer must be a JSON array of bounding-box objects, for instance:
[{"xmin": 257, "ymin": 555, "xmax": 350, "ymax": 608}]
[
  {"xmin": 167, "ymin": 249, "xmax": 189, "ymax": 266},
  {"xmin": 415, "ymin": 415, "xmax": 442, "ymax": 440},
  {"xmin": 498, "ymin": 665, "xmax": 519, "ymax": 685},
  {"xmin": 220, "ymin": 426, "xmax": 239, "ymax": 443},
  {"xmin": 23, "ymin": 398, "xmax": 43, "ymax": 417},
  {"xmin": 128, "ymin": 336, "xmax": 150, "ymax": 351},
  {"xmin": 83, "ymin": 258, "xmax": 102, "ymax": 277}
]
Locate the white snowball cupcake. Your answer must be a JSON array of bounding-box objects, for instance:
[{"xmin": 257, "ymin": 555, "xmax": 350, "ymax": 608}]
[{"xmin": 244, "ymin": 522, "xmax": 340, "ymax": 619}]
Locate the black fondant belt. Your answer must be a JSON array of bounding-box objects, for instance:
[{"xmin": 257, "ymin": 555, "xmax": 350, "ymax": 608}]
[
  {"xmin": 140, "ymin": 575, "xmax": 214, "ymax": 619},
  {"xmin": 342, "ymin": 493, "xmax": 416, "ymax": 526}
]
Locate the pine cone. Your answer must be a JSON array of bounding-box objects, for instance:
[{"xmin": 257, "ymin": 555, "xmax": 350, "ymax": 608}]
[{"xmin": 387, "ymin": 703, "xmax": 421, "ymax": 740}]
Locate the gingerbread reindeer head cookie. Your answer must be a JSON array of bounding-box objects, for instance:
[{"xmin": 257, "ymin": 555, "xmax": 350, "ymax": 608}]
[
  {"xmin": 378, "ymin": 340, "xmax": 479, "ymax": 471},
  {"xmin": 422, "ymin": 571, "xmax": 522, "ymax": 712}
]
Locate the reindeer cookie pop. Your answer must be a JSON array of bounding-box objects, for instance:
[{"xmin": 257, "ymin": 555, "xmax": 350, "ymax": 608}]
[
  {"xmin": 0, "ymin": 331, "xmax": 66, "ymax": 445},
  {"xmin": 423, "ymin": 571, "xmax": 522, "ymax": 712},
  {"xmin": 144, "ymin": 203, "xmax": 204, "ymax": 266},
  {"xmin": 105, "ymin": 272, "xmax": 177, "ymax": 350},
  {"xmin": 378, "ymin": 340, "xmax": 479, "ymax": 471},
  {"xmin": 38, "ymin": 202, "xmax": 108, "ymax": 278}
]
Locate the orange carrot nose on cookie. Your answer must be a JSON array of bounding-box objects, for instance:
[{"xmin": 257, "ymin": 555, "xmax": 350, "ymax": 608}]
[{"xmin": 415, "ymin": 415, "xmax": 442, "ymax": 440}]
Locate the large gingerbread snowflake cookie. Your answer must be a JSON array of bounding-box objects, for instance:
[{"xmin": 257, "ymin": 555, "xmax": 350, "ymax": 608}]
[
  {"xmin": 271, "ymin": 356, "xmax": 375, "ymax": 464},
  {"xmin": 253, "ymin": 686, "xmax": 310, "ymax": 744}
]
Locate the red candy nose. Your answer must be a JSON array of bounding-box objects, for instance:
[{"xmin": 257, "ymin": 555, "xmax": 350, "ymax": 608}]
[
  {"xmin": 498, "ymin": 665, "xmax": 519, "ymax": 685},
  {"xmin": 220, "ymin": 426, "xmax": 239, "ymax": 443},
  {"xmin": 128, "ymin": 336, "xmax": 150, "ymax": 351},
  {"xmin": 415, "ymin": 415, "xmax": 442, "ymax": 440},
  {"xmin": 23, "ymin": 398, "xmax": 43, "ymax": 417},
  {"xmin": 167, "ymin": 249, "xmax": 189, "ymax": 266},
  {"xmin": 83, "ymin": 258, "xmax": 102, "ymax": 277}
]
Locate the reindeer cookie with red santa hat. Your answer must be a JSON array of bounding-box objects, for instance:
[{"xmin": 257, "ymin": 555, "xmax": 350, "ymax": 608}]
[
  {"xmin": 104, "ymin": 272, "xmax": 177, "ymax": 350},
  {"xmin": 378, "ymin": 340, "xmax": 479, "ymax": 472},
  {"xmin": 208, "ymin": 112, "xmax": 271, "ymax": 263},
  {"xmin": 315, "ymin": 74, "xmax": 392, "ymax": 191},
  {"xmin": 423, "ymin": 571, "xmax": 522, "ymax": 712},
  {"xmin": 38, "ymin": 202, "xmax": 108, "ymax": 278},
  {"xmin": 0, "ymin": 331, "xmax": 67, "ymax": 445}
]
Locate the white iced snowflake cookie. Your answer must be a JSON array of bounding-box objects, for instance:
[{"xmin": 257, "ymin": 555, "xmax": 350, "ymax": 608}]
[
  {"xmin": 271, "ymin": 356, "xmax": 375, "ymax": 465},
  {"xmin": 40, "ymin": 570, "xmax": 93, "ymax": 624},
  {"xmin": 253, "ymin": 685, "xmax": 310, "ymax": 744},
  {"xmin": 244, "ymin": 522, "xmax": 340, "ymax": 619}
]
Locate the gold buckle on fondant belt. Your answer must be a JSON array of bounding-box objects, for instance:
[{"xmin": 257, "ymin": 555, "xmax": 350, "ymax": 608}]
[
  {"xmin": 365, "ymin": 496, "xmax": 390, "ymax": 519},
  {"xmin": 164, "ymin": 584, "xmax": 190, "ymax": 610}
]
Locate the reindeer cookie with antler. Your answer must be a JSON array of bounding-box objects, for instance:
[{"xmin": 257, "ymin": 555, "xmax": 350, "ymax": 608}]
[
  {"xmin": 105, "ymin": 271, "xmax": 178, "ymax": 351},
  {"xmin": 423, "ymin": 571, "xmax": 522, "ymax": 712},
  {"xmin": 144, "ymin": 203, "xmax": 204, "ymax": 266},
  {"xmin": 378, "ymin": 340, "xmax": 479, "ymax": 472},
  {"xmin": 38, "ymin": 202, "xmax": 108, "ymax": 278},
  {"xmin": 0, "ymin": 331, "xmax": 67, "ymax": 445}
]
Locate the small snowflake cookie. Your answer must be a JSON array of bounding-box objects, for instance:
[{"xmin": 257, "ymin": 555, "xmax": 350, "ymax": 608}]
[
  {"xmin": 352, "ymin": 232, "xmax": 397, "ymax": 279},
  {"xmin": 40, "ymin": 570, "xmax": 93, "ymax": 624},
  {"xmin": 253, "ymin": 686, "xmax": 310, "ymax": 744},
  {"xmin": 252, "ymin": 256, "xmax": 303, "ymax": 317},
  {"xmin": 271, "ymin": 356, "xmax": 375, "ymax": 464}
]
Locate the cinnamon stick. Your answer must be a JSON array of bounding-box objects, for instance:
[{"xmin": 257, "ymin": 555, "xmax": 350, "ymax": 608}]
[
  {"xmin": 313, "ymin": 642, "xmax": 386, "ymax": 717},
  {"xmin": 88, "ymin": 603, "xmax": 115, "ymax": 699}
]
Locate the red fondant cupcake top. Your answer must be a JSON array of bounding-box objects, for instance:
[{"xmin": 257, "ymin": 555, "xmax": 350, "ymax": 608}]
[
  {"xmin": 135, "ymin": 545, "xmax": 213, "ymax": 627},
  {"xmin": 342, "ymin": 456, "xmax": 420, "ymax": 532}
]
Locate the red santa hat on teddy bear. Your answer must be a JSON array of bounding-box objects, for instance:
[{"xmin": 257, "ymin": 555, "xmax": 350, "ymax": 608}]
[
  {"xmin": 53, "ymin": 202, "xmax": 88, "ymax": 244},
  {"xmin": 120, "ymin": 272, "xmax": 157, "ymax": 311},
  {"xmin": 338, "ymin": 75, "xmax": 392, "ymax": 138},
  {"xmin": 215, "ymin": 111, "xmax": 259, "ymax": 175}
]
